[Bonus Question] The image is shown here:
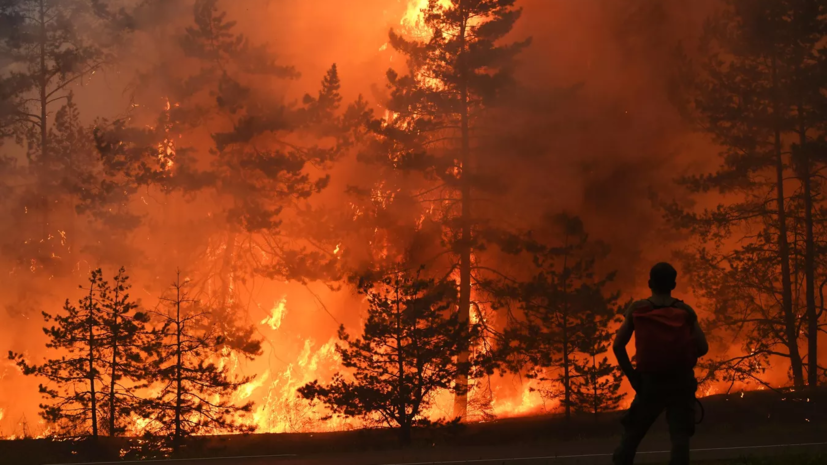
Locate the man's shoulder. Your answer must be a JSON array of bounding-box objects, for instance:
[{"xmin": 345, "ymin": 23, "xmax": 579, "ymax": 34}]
[
  {"xmin": 624, "ymin": 299, "xmax": 652, "ymax": 318},
  {"xmin": 672, "ymin": 300, "xmax": 694, "ymax": 312},
  {"xmin": 624, "ymin": 298, "xmax": 697, "ymax": 318},
  {"xmin": 673, "ymin": 300, "xmax": 699, "ymax": 320}
]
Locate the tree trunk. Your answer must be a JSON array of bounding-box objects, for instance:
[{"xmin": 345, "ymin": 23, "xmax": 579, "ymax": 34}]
[
  {"xmin": 592, "ymin": 350, "xmax": 598, "ymax": 418},
  {"xmin": 395, "ymin": 280, "xmax": 408, "ymax": 446},
  {"xmin": 799, "ymin": 128, "xmax": 817, "ymax": 388},
  {"xmin": 38, "ymin": 0, "xmax": 49, "ymax": 240},
  {"xmin": 220, "ymin": 231, "xmax": 237, "ymax": 308},
  {"xmin": 398, "ymin": 422, "xmax": 412, "ymax": 446},
  {"xmin": 776, "ymin": 135, "xmax": 805, "ymax": 388},
  {"xmin": 561, "ymin": 238, "xmax": 571, "ymax": 421},
  {"xmin": 453, "ymin": 3, "xmax": 472, "ymax": 421},
  {"xmin": 174, "ymin": 276, "xmax": 183, "ymax": 452},
  {"xmin": 771, "ymin": 57, "xmax": 805, "ymax": 388},
  {"xmin": 108, "ymin": 284, "xmax": 120, "ymax": 436},
  {"xmin": 86, "ymin": 282, "xmax": 98, "ymax": 438},
  {"xmin": 562, "ymin": 306, "xmax": 571, "ymax": 421}
]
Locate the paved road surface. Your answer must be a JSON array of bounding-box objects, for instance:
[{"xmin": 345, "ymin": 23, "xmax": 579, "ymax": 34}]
[{"xmin": 57, "ymin": 440, "xmax": 827, "ymax": 465}]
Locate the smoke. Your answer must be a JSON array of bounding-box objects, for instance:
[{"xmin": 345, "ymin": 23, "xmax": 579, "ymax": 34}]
[{"xmin": 0, "ymin": 0, "xmax": 727, "ymax": 435}]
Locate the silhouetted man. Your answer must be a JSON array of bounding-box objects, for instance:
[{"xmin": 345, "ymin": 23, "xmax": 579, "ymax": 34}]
[{"xmin": 612, "ymin": 262, "xmax": 709, "ymax": 465}]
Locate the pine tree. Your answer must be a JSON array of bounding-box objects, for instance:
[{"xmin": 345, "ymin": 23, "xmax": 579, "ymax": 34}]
[
  {"xmin": 9, "ymin": 268, "xmax": 151, "ymax": 437},
  {"xmin": 93, "ymin": 0, "xmax": 360, "ymax": 301},
  {"xmin": 667, "ymin": 0, "xmax": 827, "ymax": 388},
  {"xmin": 495, "ymin": 214, "xmax": 620, "ymax": 420},
  {"xmin": 677, "ymin": 233, "xmax": 788, "ymax": 388},
  {"xmin": 298, "ymin": 270, "xmax": 473, "ymax": 445},
  {"xmin": 9, "ymin": 270, "xmax": 106, "ymax": 437},
  {"xmin": 11, "ymin": 95, "xmax": 122, "ymax": 273},
  {"xmin": 97, "ymin": 267, "xmax": 150, "ymax": 436},
  {"xmin": 780, "ymin": 0, "xmax": 827, "ymax": 389},
  {"xmin": 144, "ymin": 271, "xmax": 261, "ymax": 452},
  {"xmin": 0, "ymin": 0, "xmax": 113, "ymax": 248},
  {"xmin": 570, "ymin": 307, "xmax": 623, "ymax": 417},
  {"xmin": 358, "ymin": 0, "xmax": 531, "ymax": 420}
]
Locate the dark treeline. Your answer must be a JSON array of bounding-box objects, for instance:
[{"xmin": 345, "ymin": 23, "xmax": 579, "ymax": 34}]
[{"xmin": 0, "ymin": 0, "xmax": 825, "ymax": 448}]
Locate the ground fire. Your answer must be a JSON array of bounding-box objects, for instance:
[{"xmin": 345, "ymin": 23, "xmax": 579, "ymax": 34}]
[{"xmin": 0, "ymin": 0, "xmax": 826, "ymax": 463}]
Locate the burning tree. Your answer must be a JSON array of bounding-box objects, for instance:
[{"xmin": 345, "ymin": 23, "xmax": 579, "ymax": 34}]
[
  {"xmin": 93, "ymin": 0, "xmax": 359, "ymax": 316},
  {"xmin": 299, "ymin": 270, "xmax": 474, "ymax": 445},
  {"xmin": 669, "ymin": 0, "xmax": 827, "ymax": 388},
  {"xmin": 8, "ymin": 268, "xmax": 148, "ymax": 438},
  {"xmin": 494, "ymin": 214, "xmax": 621, "ymax": 420},
  {"xmin": 0, "ymin": 0, "xmax": 124, "ymax": 277},
  {"xmin": 358, "ymin": 0, "xmax": 531, "ymax": 420},
  {"xmin": 143, "ymin": 271, "xmax": 261, "ymax": 451}
]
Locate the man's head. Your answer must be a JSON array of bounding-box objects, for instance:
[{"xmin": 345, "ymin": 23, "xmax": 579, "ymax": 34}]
[{"xmin": 649, "ymin": 262, "xmax": 677, "ymax": 294}]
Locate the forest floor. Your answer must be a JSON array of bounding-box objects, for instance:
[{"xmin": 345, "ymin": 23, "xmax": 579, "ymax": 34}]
[{"xmin": 3, "ymin": 387, "xmax": 826, "ymax": 465}]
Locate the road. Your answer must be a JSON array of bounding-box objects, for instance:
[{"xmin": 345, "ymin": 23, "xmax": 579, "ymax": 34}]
[{"xmin": 56, "ymin": 440, "xmax": 827, "ymax": 465}]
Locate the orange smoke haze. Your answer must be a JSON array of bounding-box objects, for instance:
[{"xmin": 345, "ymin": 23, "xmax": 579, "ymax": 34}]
[{"xmin": 0, "ymin": 0, "xmax": 788, "ymax": 438}]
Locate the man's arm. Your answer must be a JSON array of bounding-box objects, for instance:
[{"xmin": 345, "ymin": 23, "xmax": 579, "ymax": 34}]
[
  {"xmin": 613, "ymin": 314, "xmax": 640, "ymax": 390},
  {"xmin": 678, "ymin": 301, "xmax": 709, "ymax": 357}
]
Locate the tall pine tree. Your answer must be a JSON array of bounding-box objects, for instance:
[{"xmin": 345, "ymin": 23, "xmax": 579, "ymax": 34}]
[
  {"xmin": 0, "ymin": 0, "xmax": 117, "ymax": 270},
  {"xmin": 781, "ymin": 0, "xmax": 827, "ymax": 388},
  {"xmin": 668, "ymin": 0, "xmax": 827, "ymax": 388},
  {"xmin": 93, "ymin": 0, "xmax": 360, "ymax": 331},
  {"xmin": 359, "ymin": 0, "xmax": 530, "ymax": 420}
]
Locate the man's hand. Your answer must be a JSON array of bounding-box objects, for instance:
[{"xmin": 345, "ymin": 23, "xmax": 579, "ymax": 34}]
[{"xmin": 613, "ymin": 314, "xmax": 637, "ymax": 388}]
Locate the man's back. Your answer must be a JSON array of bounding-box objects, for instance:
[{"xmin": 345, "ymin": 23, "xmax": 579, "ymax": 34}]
[
  {"xmin": 627, "ymin": 298, "xmax": 704, "ymax": 375},
  {"xmin": 612, "ymin": 263, "xmax": 708, "ymax": 465}
]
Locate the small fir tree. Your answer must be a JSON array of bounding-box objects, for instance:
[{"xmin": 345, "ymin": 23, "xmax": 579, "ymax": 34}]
[
  {"xmin": 144, "ymin": 271, "xmax": 261, "ymax": 452},
  {"xmin": 9, "ymin": 268, "xmax": 148, "ymax": 437},
  {"xmin": 495, "ymin": 214, "xmax": 621, "ymax": 420},
  {"xmin": 299, "ymin": 270, "xmax": 474, "ymax": 444}
]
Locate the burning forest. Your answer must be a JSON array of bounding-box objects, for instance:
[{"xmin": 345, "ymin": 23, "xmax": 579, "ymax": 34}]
[{"xmin": 0, "ymin": 0, "xmax": 825, "ymax": 457}]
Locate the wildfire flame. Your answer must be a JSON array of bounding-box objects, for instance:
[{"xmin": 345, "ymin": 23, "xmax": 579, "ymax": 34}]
[
  {"xmin": 157, "ymin": 98, "xmax": 176, "ymax": 172},
  {"xmin": 401, "ymin": 0, "xmax": 452, "ymax": 39},
  {"xmin": 250, "ymin": 337, "xmax": 348, "ymax": 433},
  {"xmin": 260, "ymin": 297, "xmax": 288, "ymax": 331}
]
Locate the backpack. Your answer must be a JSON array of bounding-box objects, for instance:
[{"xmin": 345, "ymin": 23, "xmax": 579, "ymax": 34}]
[{"xmin": 633, "ymin": 299, "xmax": 698, "ymax": 374}]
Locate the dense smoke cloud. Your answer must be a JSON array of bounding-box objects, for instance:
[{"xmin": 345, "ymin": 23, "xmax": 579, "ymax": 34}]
[{"xmin": 0, "ymin": 0, "xmax": 725, "ymax": 435}]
